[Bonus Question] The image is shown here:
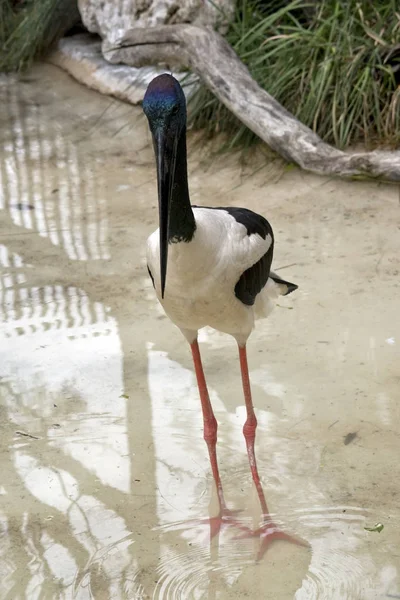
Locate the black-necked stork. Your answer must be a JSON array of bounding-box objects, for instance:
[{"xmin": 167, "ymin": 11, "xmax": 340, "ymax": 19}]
[{"xmin": 143, "ymin": 74, "xmax": 305, "ymax": 559}]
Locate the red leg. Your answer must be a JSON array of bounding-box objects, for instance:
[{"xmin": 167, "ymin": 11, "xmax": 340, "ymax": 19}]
[
  {"xmin": 238, "ymin": 344, "xmax": 269, "ymax": 515},
  {"xmin": 190, "ymin": 340, "xmax": 241, "ymax": 538},
  {"xmin": 238, "ymin": 344, "xmax": 308, "ymax": 559}
]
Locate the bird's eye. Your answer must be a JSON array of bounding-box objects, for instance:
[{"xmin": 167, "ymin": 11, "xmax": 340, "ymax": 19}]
[{"xmin": 171, "ymin": 105, "xmax": 179, "ymax": 116}]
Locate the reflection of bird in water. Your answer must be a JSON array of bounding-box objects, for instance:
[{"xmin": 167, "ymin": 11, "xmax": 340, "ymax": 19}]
[{"xmin": 143, "ymin": 74, "xmax": 306, "ymax": 559}]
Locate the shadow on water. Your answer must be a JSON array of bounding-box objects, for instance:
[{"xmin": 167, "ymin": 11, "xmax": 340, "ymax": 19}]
[{"xmin": 0, "ymin": 73, "xmax": 161, "ymax": 599}]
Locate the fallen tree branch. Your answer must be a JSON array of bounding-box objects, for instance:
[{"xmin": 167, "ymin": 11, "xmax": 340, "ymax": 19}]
[{"xmin": 105, "ymin": 24, "xmax": 400, "ymax": 182}]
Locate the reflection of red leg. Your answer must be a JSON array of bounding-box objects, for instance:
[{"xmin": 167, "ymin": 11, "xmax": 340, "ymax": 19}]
[
  {"xmin": 190, "ymin": 340, "xmax": 241, "ymax": 539},
  {"xmin": 238, "ymin": 344, "xmax": 309, "ymax": 560}
]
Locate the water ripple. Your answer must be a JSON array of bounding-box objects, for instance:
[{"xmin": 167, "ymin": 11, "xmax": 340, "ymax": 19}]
[{"xmin": 152, "ymin": 504, "xmax": 372, "ymax": 600}]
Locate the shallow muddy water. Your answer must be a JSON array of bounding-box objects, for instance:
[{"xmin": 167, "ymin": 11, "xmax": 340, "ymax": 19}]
[{"xmin": 0, "ymin": 64, "xmax": 399, "ymax": 599}]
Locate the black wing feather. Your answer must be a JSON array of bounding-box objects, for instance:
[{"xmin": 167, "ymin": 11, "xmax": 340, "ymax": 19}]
[
  {"xmin": 234, "ymin": 243, "xmax": 274, "ymax": 305},
  {"xmin": 194, "ymin": 205, "xmax": 273, "ymax": 240},
  {"xmin": 193, "ymin": 205, "xmax": 275, "ymax": 306},
  {"xmin": 270, "ymin": 273, "xmax": 298, "ymax": 295}
]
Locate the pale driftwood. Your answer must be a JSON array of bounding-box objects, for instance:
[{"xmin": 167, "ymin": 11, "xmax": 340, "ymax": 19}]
[
  {"xmin": 78, "ymin": 0, "xmax": 235, "ymax": 38},
  {"xmin": 105, "ymin": 24, "xmax": 400, "ymax": 182},
  {"xmin": 49, "ymin": 35, "xmax": 185, "ymax": 106}
]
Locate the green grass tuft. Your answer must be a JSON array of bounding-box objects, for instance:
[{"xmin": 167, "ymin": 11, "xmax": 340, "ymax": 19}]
[
  {"xmin": 0, "ymin": 0, "xmax": 79, "ymax": 73},
  {"xmin": 188, "ymin": 0, "xmax": 400, "ymax": 150}
]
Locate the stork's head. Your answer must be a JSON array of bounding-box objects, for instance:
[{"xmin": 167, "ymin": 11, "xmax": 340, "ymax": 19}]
[
  {"xmin": 143, "ymin": 73, "xmax": 186, "ymax": 137},
  {"xmin": 143, "ymin": 74, "xmax": 187, "ymax": 298}
]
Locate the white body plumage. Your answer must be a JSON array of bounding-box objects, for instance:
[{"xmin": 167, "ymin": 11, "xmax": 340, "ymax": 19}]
[{"xmin": 147, "ymin": 207, "xmax": 291, "ymax": 345}]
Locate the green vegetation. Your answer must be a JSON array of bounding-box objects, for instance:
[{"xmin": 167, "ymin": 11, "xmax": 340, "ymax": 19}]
[
  {"xmin": 188, "ymin": 0, "xmax": 400, "ymax": 149},
  {"xmin": 0, "ymin": 0, "xmax": 79, "ymax": 72}
]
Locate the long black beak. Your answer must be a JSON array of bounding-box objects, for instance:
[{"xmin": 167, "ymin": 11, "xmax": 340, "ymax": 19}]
[{"xmin": 154, "ymin": 129, "xmax": 178, "ymax": 299}]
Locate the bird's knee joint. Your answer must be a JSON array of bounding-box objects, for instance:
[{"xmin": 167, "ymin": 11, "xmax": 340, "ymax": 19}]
[
  {"xmin": 203, "ymin": 416, "xmax": 218, "ymax": 444},
  {"xmin": 243, "ymin": 418, "xmax": 257, "ymax": 439},
  {"xmin": 204, "ymin": 433, "xmax": 217, "ymax": 446}
]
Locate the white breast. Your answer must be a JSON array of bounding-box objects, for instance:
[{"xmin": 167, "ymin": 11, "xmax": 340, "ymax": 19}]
[{"xmin": 147, "ymin": 207, "xmax": 273, "ymax": 343}]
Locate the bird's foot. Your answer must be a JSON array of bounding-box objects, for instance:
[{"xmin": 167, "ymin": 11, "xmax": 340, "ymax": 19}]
[
  {"xmin": 191, "ymin": 506, "xmax": 244, "ymax": 540},
  {"xmin": 209, "ymin": 507, "xmax": 245, "ymax": 540},
  {"xmin": 234, "ymin": 516, "xmax": 309, "ymax": 561}
]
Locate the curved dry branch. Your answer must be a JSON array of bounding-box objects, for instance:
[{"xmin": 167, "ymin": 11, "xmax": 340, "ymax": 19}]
[{"xmin": 105, "ymin": 24, "xmax": 400, "ymax": 182}]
